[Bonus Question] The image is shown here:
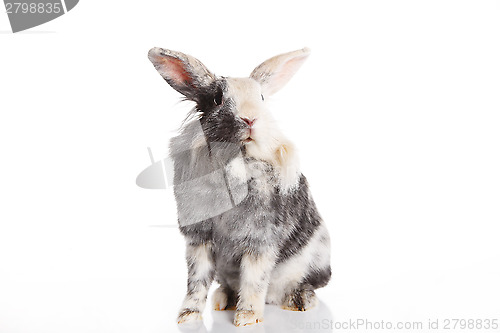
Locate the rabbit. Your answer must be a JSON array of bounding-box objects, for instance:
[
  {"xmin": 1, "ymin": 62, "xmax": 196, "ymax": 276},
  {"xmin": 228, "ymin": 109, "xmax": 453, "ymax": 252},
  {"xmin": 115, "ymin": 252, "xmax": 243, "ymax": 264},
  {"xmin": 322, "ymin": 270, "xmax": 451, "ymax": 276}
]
[{"xmin": 147, "ymin": 47, "xmax": 331, "ymax": 327}]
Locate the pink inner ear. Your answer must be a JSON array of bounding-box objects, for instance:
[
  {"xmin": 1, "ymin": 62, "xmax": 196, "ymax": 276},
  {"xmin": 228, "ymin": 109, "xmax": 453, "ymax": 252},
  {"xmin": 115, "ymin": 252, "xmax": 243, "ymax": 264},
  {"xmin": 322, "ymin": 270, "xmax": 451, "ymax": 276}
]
[
  {"xmin": 275, "ymin": 55, "xmax": 308, "ymax": 86},
  {"xmin": 162, "ymin": 57, "xmax": 192, "ymax": 86}
]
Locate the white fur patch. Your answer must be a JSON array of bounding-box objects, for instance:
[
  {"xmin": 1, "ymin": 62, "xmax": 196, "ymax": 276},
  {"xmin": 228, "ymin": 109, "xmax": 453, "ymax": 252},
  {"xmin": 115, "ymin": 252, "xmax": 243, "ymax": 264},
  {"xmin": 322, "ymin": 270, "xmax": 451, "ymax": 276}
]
[
  {"xmin": 266, "ymin": 224, "xmax": 330, "ymax": 305},
  {"xmin": 225, "ymin": 154, "xmax": 248, "ymax": 183},
  {"xmin": 212, "ymin": 286, "xmax": 229, "ymax": 311},
  {"xmin": 237, "ymin": 252, "xmax": 276, "ymax": 317},
  {"xmin": 225, "ymin": 77, "xmax": 301, "ymax": 191},
  {"xmin": 187, "ymin": 243, "xmax": 213, "ymax": 281},
  {"xmin": 240, "ymin": 253, "xmax": 275, "ymax": 286}
]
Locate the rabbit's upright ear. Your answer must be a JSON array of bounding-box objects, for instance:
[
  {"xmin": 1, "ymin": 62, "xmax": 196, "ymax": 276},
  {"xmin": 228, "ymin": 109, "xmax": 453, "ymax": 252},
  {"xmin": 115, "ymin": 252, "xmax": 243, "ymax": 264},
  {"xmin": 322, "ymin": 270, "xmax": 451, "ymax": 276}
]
[
  {"xmin": 250, "ymin": 48, "xmax": 311, "ymax": 96},
  {"xmin": 148, "ymin": 48, "xmax": 216, "ymax": 100}
]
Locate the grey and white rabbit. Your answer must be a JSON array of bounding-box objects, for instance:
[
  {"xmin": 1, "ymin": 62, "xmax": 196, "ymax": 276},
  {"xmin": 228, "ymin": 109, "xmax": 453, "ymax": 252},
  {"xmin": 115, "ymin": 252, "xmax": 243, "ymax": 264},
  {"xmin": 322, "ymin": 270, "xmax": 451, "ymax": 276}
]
[{"xmin": 148, "ymin": 47, "xmax": 331, "ymax": 327}]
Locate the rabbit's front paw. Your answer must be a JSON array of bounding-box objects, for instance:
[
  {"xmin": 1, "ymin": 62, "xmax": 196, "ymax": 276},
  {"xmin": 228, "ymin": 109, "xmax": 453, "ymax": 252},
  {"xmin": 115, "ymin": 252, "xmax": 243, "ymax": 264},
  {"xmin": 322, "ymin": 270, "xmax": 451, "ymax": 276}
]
[
  {"xmin": 234, "ymin": 309, "xmax": 263, "ymax": 326},
  {"xmin": 177, "ymin": 308, "xmax": 202, "ymax": 324}
]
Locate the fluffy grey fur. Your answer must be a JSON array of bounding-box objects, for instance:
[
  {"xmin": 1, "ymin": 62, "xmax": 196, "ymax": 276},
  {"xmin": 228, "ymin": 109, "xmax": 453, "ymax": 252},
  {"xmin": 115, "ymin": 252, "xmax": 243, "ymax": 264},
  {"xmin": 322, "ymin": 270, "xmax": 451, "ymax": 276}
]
[{"xmin": 148, "ymin": 47, "xmax": 331, "ymax": 326}]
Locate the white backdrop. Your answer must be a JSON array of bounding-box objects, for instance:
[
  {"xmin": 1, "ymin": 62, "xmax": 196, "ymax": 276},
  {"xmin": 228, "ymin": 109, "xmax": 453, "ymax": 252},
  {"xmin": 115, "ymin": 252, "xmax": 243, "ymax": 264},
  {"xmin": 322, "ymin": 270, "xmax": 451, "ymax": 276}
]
[{"xmin": 1, "ymin": 1, "xmax": 499, "ymax": 332}]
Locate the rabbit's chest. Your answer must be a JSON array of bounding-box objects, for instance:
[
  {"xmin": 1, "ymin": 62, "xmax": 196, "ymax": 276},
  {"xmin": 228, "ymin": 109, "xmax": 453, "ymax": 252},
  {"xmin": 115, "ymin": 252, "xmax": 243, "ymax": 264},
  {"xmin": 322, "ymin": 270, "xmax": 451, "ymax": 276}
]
[
  {"xmin": 226, "ymin": 156, "xmax": 278, "ymax": 197},
  {"xmin": 212, "ymin": 159, "xmax": 282, "ymax": 250},
  {"xmin": 212, "ymin": 186, "xmax": 278, "ymax": 240}
]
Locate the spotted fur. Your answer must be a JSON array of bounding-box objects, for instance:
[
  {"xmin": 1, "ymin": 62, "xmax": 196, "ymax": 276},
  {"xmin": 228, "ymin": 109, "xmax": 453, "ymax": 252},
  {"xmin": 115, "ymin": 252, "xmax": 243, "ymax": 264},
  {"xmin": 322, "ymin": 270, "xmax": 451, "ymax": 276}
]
[{"xmin": 148, "ymin": 47, "xmax": 331, "ymax": 326}]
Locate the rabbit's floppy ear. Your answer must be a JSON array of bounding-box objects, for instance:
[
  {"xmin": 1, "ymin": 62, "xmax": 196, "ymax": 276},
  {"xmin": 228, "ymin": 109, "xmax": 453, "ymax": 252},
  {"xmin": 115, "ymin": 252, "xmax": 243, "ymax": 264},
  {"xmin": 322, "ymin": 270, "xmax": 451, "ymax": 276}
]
[
  {"xmin": 250, "ymin": 47, "xmax": 311, "ymax": 96},
  {"xmin": 148, "ymin": 47, "xmax": 216, "ymax": 100}
]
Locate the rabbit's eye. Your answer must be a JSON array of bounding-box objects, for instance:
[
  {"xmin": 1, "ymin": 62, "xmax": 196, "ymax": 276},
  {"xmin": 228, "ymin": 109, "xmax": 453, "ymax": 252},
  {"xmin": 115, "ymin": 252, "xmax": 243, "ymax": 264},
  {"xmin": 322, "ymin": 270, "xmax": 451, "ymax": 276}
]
[
  {"xmin": 261, "ymin": 94, "xmax": 265, "ymax": 101},
  {"xmin": 214, "ymin": 88, "xmax": 223, "ymax": 106}
]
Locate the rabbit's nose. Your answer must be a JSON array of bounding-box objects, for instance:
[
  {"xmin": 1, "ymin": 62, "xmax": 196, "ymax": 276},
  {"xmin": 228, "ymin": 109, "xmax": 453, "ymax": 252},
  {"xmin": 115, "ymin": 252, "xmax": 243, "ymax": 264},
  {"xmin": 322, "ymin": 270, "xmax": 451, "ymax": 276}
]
[{"xmin": 241, "ymin": 117, "xmax": 256, "ymax": 127}]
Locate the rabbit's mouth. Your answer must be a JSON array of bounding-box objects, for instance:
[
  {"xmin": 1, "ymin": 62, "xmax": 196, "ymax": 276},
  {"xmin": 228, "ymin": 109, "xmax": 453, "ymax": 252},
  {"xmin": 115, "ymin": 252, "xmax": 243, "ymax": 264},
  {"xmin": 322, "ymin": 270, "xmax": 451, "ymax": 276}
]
[{"xmin": 242, "ymin": 127, "xmax": 254, "ymax": 143}]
